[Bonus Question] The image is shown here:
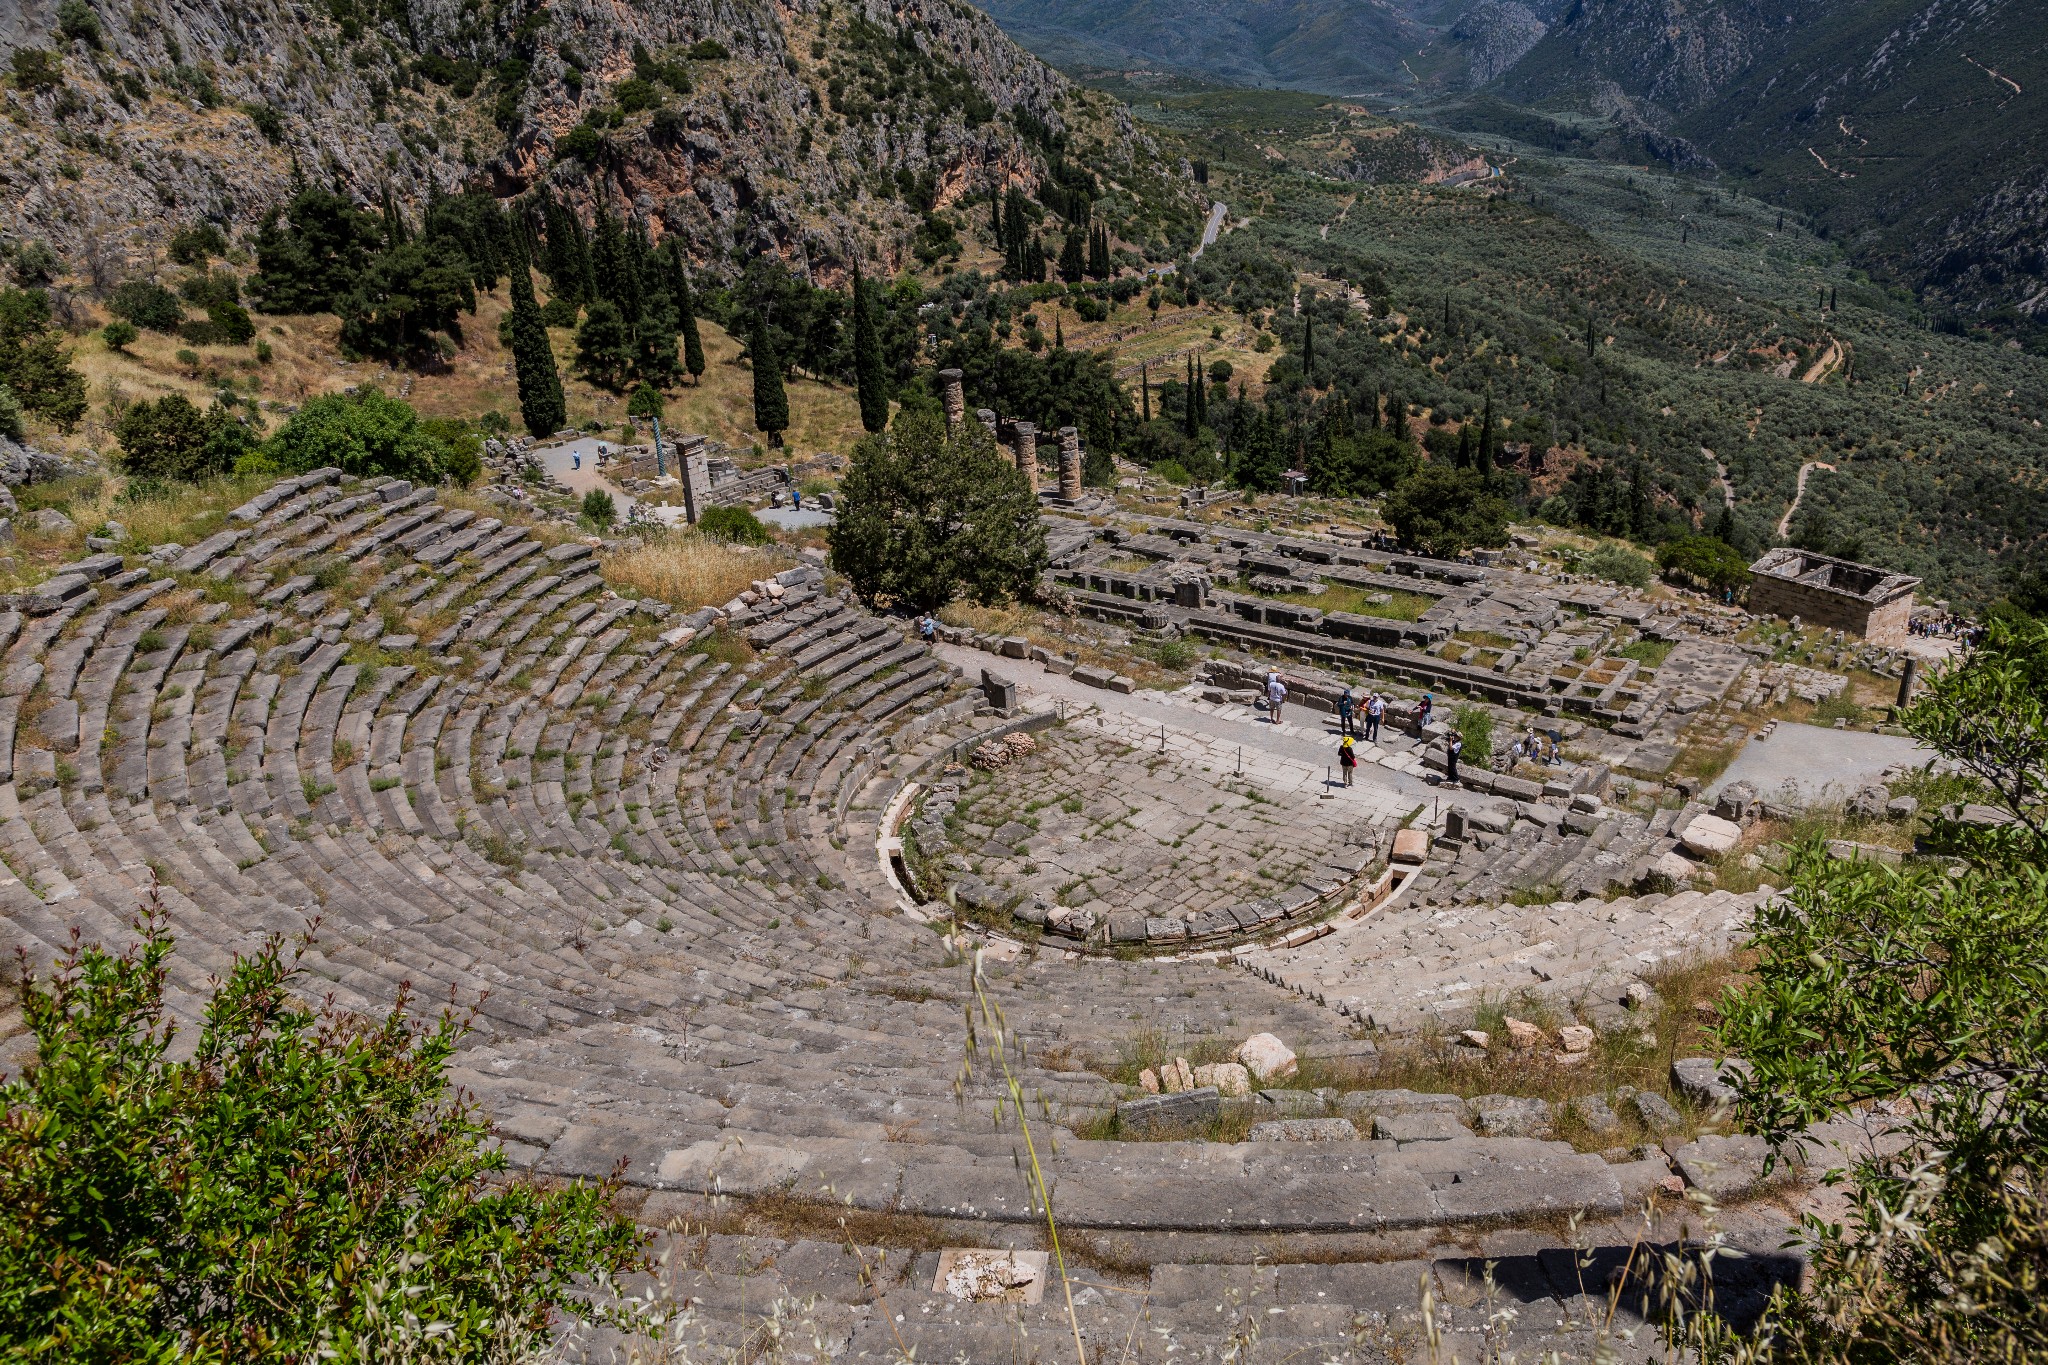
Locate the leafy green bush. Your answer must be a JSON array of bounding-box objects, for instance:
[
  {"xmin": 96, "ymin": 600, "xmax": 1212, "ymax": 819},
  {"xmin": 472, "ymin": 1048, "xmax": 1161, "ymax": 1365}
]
[
  {"xmin": 698, "ymin": 504, "xmax": 770, "ymax": 545},
  {"xmin": 166, "ymin": 224, "xmax": 228, "ymax": 266},
  {"xmin": 113, "ymin": 393, "xmax": 253, "ymax": 482},
  {"xmin": 1721, "ymin": 619, "xmax": 2048, "ymax": 1357},
  {"xmin": 1453, "ymin": 704, "xmax": 1493, "ymax": 762},
  {"xmin": 206, "ymin": 300, "xmax": 255, "ymax": 345},
  {"xmin": 538, "ymin": 296, "xmax": 580, "ymax": 328},
  {"xmin": 101, "ymin": 319, "xmax": 137, "ymax": 352},
  {"xmin": 108, "ymin": 280, "xmax": 185, "ymax": 333},
  {"xmin": 263, "ymin": 388, "xmax": 450, "ymax": 483},
  {"xmin": 418, "ymin": 417, "xmax": 483, "ymax": 487},
  {"xmin": 56, "ymin": 0, "xmax": 101, "ymax": 47},
  {"xmin": 580, "ymin": 487, "xmax": 617, "ymax": 530},
  {"xmin": 10, "ymin": 49, "xmax": 62, "ymax": 93},
  {"xmin": 1381, "ymin": 466, "xmax": 1512, "ymax": 558},
  {"xmin": 626, "ymin": 380, "xmax": 665, "ymax": 421},
  {"xmin": 0, "ymin": 287, "xmax": 87, "ymax": 429},
  {"xmin": 686, "ymin": 38, "xmax": 730, "ymax": 58},
  {"xmin": 1582, "ymin": 543, "xmax": 1653, "ymax": 588},
  {"xmin": 1656, "ymin": 534, "xmax": 1749, "ymax": 594},
  {"xmin": 0, "ymin": 381, "xmax": 22, "ymax": 442},
  {"xmin": 0, "ymin": 895, "xmax": 642, "ymax": 1360}
]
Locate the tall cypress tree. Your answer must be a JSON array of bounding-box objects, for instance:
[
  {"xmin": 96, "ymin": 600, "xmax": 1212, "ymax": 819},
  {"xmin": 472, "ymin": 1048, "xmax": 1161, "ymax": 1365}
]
[
  {"xmin": 1183, "ymin": 353, "xmax": 1197, "ymax": 438},
  {"xmin": 670, "ymin": 242, "xmax": 706, "ymax": 385},
  {"xmin": 750, "ymin": 316, "xmax": 789, "ymax": 447},
  {"xmin": 851, "ymin": 258, "xmax": 888, "ymax": 434},
  {"xmin": 507, "ymin": 249, "xmax": 566, "ymax": 438},
  {"xmin": 1193, "ymin": 355, "xmax": 1207, "ymax": 429},
  {"xmin": 1302, "ymin": 308, "xmax": 1315, "ymax": 385},
  {"xmin": 1140, "ymin": 363, "xmax": 1150, "ymax": 422},
  {"xmin": 1389, "ymin": 394, "xmax": 1408, "ymax": 448},
  {"xmin": 1476, "ymin": 393, "xmax": 1495, "ymax": 477}
]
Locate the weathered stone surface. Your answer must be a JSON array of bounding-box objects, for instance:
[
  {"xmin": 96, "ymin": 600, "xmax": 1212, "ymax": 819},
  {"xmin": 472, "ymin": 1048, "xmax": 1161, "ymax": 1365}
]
[
  {"xmin": 1672, "ymin": 1133, "xmax": 1798, "ymax": 1201},
  {"xmin": 1207, "ymin": 1062, "xmax": 1251, "ymax": 1097},
  {"xmin": 1628, "ymin": 1091, "xmax": 1683, "ymax": 1133},
  {"xmin": 1469, "ymin": 1094, "xmax": 1553, "ymax": 1138},
  {"xmin": 1671, "ymin": 1057, "xmax": 1752, "ymax": 1113},
  {"xmin": 1390, "ymin": 827, "xmax": 1430, "ymax": 864},
  {"xmin": 1334, "ymin": 1089, "xmax": 1467, "ymax": 1118},
  {"xmin": 1118, "ymin": 1088, "xmax": 1219, "ymax": 1136},
  {"xmin": 1557, "ymin": 1025, "xmax": 1595, "ymax": 1054},
  {"xmin": 1236, "ymin": 1033, "xmax": 1298, "ymax": 1081},
  {"xmin": 1679, "ymin": 812, "xmax": 1743, "ymax": 857},
  {"xmin": 1571, "ymin": 1094, "xmax": 1623, "ymax": 1139},
  {"xmin": 1502, "ymin": 1016, "xmax": 1546, "ymax": 1050},
  {"xmin": 1372, "ymin": 1111, "xmax": 1471, "ymax": 1142},
  {"xmin": 1248, "ymin": 1118, "xmax": 1358, "ymax": 1142}
]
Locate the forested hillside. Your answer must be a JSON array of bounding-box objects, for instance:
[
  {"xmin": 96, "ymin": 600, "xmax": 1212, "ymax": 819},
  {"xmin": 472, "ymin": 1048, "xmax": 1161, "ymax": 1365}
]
[
  {"xmin": 1109, "ymin": 87, "xmax": 2048, "ymax": 607},
  {"xmin": 0, "ymin": 0, "xmax": 1202, "ymax": 284},
  {"xmin": 1495, "ymin": 0, "xmax": 2048, "ymax": 329}
]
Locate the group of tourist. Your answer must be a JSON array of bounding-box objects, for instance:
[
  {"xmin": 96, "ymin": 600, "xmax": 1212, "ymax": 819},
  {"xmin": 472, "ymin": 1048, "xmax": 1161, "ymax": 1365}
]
[{"xmin": 1910, "ymin": 613, "xmax": 1984, "ymax": 647}]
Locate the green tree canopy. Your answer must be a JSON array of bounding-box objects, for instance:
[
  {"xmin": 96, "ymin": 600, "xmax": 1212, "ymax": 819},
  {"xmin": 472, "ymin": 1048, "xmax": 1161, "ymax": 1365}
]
[
  {"xmin": 1719, "ymin": 619, "xmax": 2048, "ymax": 1357},
  {"xmin": 114, "ymin": 394, "xmax": 254, "ymax": 483},
  {"xmin": 0, "ymin": 288, "xmax": 86, "ymax": 430},
  {"xmin": 263, "ymin": 388, "xmax": 453, "ymax": 483},
  {"xmin": 1656, "ymin": 533, "xmax": 1750, "ymax": 594},
  {"xmin": 575, "ymin": 300, "xmax": 634, "ymax": 392},
  {"xmin": 337, "ymin": 236, "xmax": 476, "ymax": 361},
  {"xmin": 829, "ymin": 409, "xmax": 1047, "ymax": 610},
  {"xmin": 1381, "ymin": 465, "xmax": 1514, "ymax": 558},
  {"xmin": 749, "ymin": 317, "xmax": 789, "ymax": 445},
  {"xmin": 0, "ymin": 898, "xmax": 642, "ymax": 1360},
  {"xmin": 248, "ymin": 187, "xmax": 383, "ymax": 315}
]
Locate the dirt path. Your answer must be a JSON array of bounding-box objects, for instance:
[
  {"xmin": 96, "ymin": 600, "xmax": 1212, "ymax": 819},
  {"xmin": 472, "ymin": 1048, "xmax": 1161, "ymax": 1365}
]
[
  {"xmin": 1777, "ymin": 459, "xmax": 1837, "ymax": 539},
  {"xmin": 1320, "ymin": 194, "xmax": 1356, "ymax": 241},
  {"xmin": 1707, "ymin": 449, "xmax": 1735, "ymax": 509},
  {"xmin": 1801, "ymin": 335, "xmax": 1847, "ymax": 384}
]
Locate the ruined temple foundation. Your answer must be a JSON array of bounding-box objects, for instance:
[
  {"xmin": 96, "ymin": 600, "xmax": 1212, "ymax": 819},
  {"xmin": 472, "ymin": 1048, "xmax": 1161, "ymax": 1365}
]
[{"xmin": 1747, "ymin": 548, "xmax": 1919, "ymax": 644}]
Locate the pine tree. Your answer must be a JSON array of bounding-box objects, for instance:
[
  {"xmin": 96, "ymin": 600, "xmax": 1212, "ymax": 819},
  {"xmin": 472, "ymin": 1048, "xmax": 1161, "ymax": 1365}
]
[
  {"xmin": 852, "ymin": 258, "xmax": 888, "ymax": 434},
  {"xmin": 671, "ymin": 242, "xmax": 705, "ymax": 385},
  {"xmin": 619, "ymin": 217, "xmax": 649, "ymax": 328},
  {"xmin": 507, "ymin": 250, "xmax": 566, "ymax": 438},
  {"xmin": 750, "ymin": 316, "xmax": 789, "ymax": 446}
]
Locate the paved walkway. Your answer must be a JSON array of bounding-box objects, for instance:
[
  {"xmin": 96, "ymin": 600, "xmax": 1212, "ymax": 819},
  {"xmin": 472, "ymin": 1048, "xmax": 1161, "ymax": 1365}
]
[
  {"xmin": 532, "ymin": 437, "xmax": 691, "ymax": 527},
  {"xmin": 937, "ymin": 641, "xmax": 1456, "ymax": 812},
  {"xmin": 1705, "ymin": 721, "xmax": 1934, "ymax": 805}
]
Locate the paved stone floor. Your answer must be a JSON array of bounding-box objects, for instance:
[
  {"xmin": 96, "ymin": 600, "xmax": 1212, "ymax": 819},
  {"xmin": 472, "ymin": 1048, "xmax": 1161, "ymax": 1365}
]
[
  {"xmin": 927, "ymin": 727, "xmax": 1394, "ymax": 926},
  {"xmin": 1705, "ymin": 722, "xmax": 1934, "ymax": 805}
]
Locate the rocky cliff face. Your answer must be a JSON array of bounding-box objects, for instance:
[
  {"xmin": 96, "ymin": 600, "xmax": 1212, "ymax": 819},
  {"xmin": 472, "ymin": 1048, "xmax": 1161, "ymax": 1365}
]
[{"xmin": 0, "ymin": 0, "xmax": 1197, "ymax": 284}]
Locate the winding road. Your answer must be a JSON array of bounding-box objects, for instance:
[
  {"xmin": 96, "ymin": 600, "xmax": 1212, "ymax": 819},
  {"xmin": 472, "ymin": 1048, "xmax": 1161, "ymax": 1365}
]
[
  {"xmin": 1777, "ymin": 459, "xmax": 1836, "ymax": 539},
  {"xmin": 1149, "ymin": 201, "xmax": 1229, "ymax": 277}
]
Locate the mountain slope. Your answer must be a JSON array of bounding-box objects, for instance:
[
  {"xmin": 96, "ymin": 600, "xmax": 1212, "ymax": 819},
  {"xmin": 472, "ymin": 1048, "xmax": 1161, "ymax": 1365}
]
[
  {"xmin": 978, "ymin": 0, "xmax": 1563, "ymax": 94},
  {"xmin": 0, "ymin": 0, "xmax": 1200, "ymax": 282},
  {"xmin": 1496, "ymin": 0, "xmax": 2048, "ymax": 322}
]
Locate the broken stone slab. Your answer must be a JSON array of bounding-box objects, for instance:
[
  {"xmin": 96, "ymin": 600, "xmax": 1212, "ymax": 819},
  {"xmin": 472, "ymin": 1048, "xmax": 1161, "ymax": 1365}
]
[
  {"xmin": 1107, "ymin": 911, "xmax": 1147, "ymax": 943},
  {"xmin": 1118, "ymin": 1087, "xmax": 1219, "ymax": 1137},
  {"xmin": 1251, "ymin": 1088, "xmax": 1324, "ymax": 1117},
  {"xmin": 1335, "ymin": 1089, "xmax": 1468, "ymax": 1119},
  {"xmin": 1671, "ymin": 1057, "xmax": 1753, "ymax": 1114},
  {"xmin": 1679, "ymin": 812, "xmax": 1743, "ymax": 858},
  {"xmin": 1557, "ymin": 1025, "xmax": 1596, "ymax": 1055},
  {"xmin": 1502, "ymin": 1017, "xmax": 1546, "ymax": 1050},
  {"xmin": 1248, "ymin": 1118, "xmax": 1358, "ymax": 1142},
  {"xmin": 1071, "ymin": 664, "xmax": 1116, "ymax": 689},
  {"xmin": 1572, "ymin": 1094, "xmax": 1623, "ymax": 1140}
]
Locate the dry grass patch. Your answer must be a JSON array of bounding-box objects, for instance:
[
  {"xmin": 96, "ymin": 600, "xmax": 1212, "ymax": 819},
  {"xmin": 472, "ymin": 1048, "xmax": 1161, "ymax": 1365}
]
[{"xmin": 601, "ymin": 531, "xmax": 797, "ymax": 614}]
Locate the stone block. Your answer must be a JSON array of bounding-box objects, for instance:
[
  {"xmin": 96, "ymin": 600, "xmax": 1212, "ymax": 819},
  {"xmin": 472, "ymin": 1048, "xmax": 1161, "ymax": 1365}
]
[
  {"xmin": 1670, "ymin": 1057, "xmax": 1752, "ymax": 1113},
  {"xmin": 1390, "ymin": 828, "xmax": 1429, "ymax": 864},
  {"xmin": 1336, "ymin": 1089, "xmax": 1467, "ymax": 1119},
  {"xmin": 1469, "ymin": 1095, "xmax": 1553, "ymax": 1138},
  {"xmin": 1628, "ymin": 1091, "xmax": 1683, "ymax": 1133},
  {"xmin": 1118, "ymin": 1087, "xmax": 1219, "ymax": 1137},
  {"xmin": 1557, "ymin": 1025, "xmax": 1596, "ymax": 1055},
  {"xmin": 1107, "ymin": 911, "xmax": 1148, "ymax": 943},
  {"xmin": 999, "ymin": 636, "xmax": 1030, "ymax": 659},
  {"xmin": 1106, "ymin": 674, "xmax": 1137, "ymax": 694},
  {"xmin": 1072, "ymin": 665, "xmax": 1116, "ymax": 689},
  {"xmin": 1885, "ymin": 795, "xmax": 1920, "ymax": 821},
  {"xmin": 1572, "ymin": 1095, "xmax": 1623, "ymax": 1140},
  {"xmin": 1208, "ymin": 1062, "xmax": 1251, "ymax": 1097},
  {"xmin": 1465, "ymin": 805, "xmax": 1514, "ymax": 835},
  {"xmin": 1679, "ymin": 813, "xmax": 1743, "ymax": 858},
  {"xmin": 979, "ymin": 669, "xmax": 1018, "ymax": 711},
  {"xmin": 1652, "ymin": 849, "xmax": 1701, "ymax": 883},
  {"xmin": 1502, "ymin": 1017, "xmax": 1546, "ymax": 1050},
  {"xmin": 1144, "ymin": 916, "xmax": 1186, "ymax": 942},
  {"xmin": 1372, "ymin": 1111, "xmax": 1470, "ymax": 1142},
  {"xmin": 1492, "ymin": 774, "xmax": 1545, "ymax": 802},
  {"xmin": 39, "ymin": 699, "xmax": 78, "ymax": 752},
  {"xmin": 1671, "ymin": 1133, "xmax": 1797, "ymax": 1201},
  {"xmin": 1236, "ymin": 1033, "xmax": 1298, "ymax": 1082},
  {"xmin": 1045, "ymin": 654, "xmax": 1076, "ymax": 676},
  {"xmin": 1252, "ymin": 1089, "xmax": 1325, "ymax": 1117},
  {"xmin": 1248, "ymin": 1118, "xmax": 1358, "ymax": 1142}
]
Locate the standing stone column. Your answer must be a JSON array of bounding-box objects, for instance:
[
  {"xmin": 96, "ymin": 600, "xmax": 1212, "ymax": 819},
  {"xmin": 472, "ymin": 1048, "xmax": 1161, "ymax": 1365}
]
[
  {"xmin": 1896, "ymin": 656, "xmax": 1918, "ymax": 710},
  {"xmin": 976, "ymin": 408, "xmax": 999, "ymax": 442},
  {"xmin": 1011, "ymin": 421, "xmax": 1037, "ymax": 494},
  {"xmin": 679, "ymin": 436, "xmax": 711, "ymax": 525},
  {"xmin": 1058, "ymin": 426, "xmax": 1083, "ymax": 502},
  {"xmin": 939, "ymin": 368, "xmax": 965, "ymax": 431}
]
